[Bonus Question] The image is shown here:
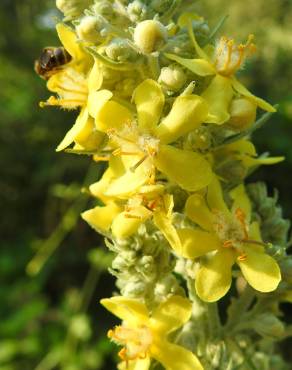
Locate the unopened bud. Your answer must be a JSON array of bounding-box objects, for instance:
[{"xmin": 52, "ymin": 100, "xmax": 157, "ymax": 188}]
[
  {"xmin": 253, "ymin": 314, "xmax": 285, "ymax": 339},
  {"xmin": 76, "ymin": 15, "xmax": 104, "ymax": 43},
  {"xmin": 134, "ymin": 20, "xmax": 167, "ymax": 54},
  {"xmin": 228, "ymin": 98, "xmax": 257, "ymax": 130},
  {"xmin": 159, "ymin": 64, "xmax": 187, "ymax": 91},
  {"xmin": 127, "ymin": 0, "xmax": 148, "ymax": 22},
  {"xmin": 105, "ymin": 38, "xmax": 136, "ymax": 62},
  {"xmin": 91, "ymin": 1, "xmax": 113, "ymax": 17},
  {"xmin": 56, "ymin": 0, "xmax": 91, "ymax": 19}
]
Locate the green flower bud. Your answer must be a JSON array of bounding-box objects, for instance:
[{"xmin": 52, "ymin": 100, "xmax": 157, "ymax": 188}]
[
  {"xmin": 228, "ymin": 98, "xmax": 257, "ymax": 130},
  {"xmin": 115, "ymin": 78, "xmax": 138, "ymax": 98},
  {"xmin": 253, "ymin": 314, "xmax": 285, "ymax": 339},
  {"xmin": 133, "ymin": 20, "xmax": 167, "ymax": 54},
  {"xmin": 158, "ymin": 64, "xmax": 187, "ymax": 91},
  {"xmin": 280, "ymin": 258, "xmax": 292, "ymax": 283},
  {"xmin": 76, "ymin": 15, "xmax": 104, "ymax": 43},
  {"xmin": 91, "ymin": 1, "xmax": 113, "ymax": 17},
  {"xmin": 56, "ymin": 0, "xmax": 92, "ymax": 20},
  {"xmin": 127, "ymin": 0, "xmax": 148, "ymax": 22},
  {"xmin": 105, "ymin": 38, "xmax": 136, "ymax": 62}
]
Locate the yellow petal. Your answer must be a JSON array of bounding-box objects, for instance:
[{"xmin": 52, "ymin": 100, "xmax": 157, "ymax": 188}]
[
  {"xmin": 238, "ymin": 247, "xmax": 281, "ymax": 292},
  {"xmin": 150, "ymin": 295, "xmax": 192, "ymax": 334},
  {"xmin": 231, "ymin": 77, "xmax": 276, "ymax": 112},
  {"xmin": 111, "ymin": 206, "xmax": 152, "ymax": 239},
  {"xmin": 151, "ymin": 340, "xmax": 203, "ymax": 370},
  {"xmin": 153, "ymin": 210, "xmax": 182, "ymax": 254},
  {"xmin": 195, "ymin": 249, "xmax": 235, "ymax": 302},
  {"xmin": 178, "ymin": 228, "xmax": 220, "ymax": 259},
  {"xmin": 81, "ymin": 203, "xmax": 121, "ymax": 232},
  {"xmin": 88, "ymin": 58, "xmax": 103, "ymax": 92},
  {"xmin": 56, "ymin": 23, "xmax": 84, "ymax": 62},
  {"xmin": 203, "ymin": 75, "xmax": 233, "ymax": 124},
  {"xmin": 156, "ymin": 95, "xmax": 208, "ymax": 144},
  {"xmin": 105, "ymin": 161, "xmax": 150, "ymax": 197},
  {"xmin": 133, "ymin": 79, "xmax": 164, "ymax": 132},
  {"xmin": 164, "ymin": 54, "xmax": 215, "ymax": 77},
  {"xmin": 185, "ymin": 194, "xmax": 214, "ymax": 231},
  {"xmin": 95, "ymin": 100, "xmax": 133, "ymax": 133},
  {"xmin": 75, "ymin": 115, "xmax": 105, "ymax": 150},
  {"xmin": 154, "ymin": 145, "xmax": 213, "ymax": 192},
  {"xmin": 100, "ymin": 296, "xmax": 149, "ymax": 324},
  {"xmin": 206, "ymin": 177, "xmax": 229, "ymax": 214},
  {"xmin": 230, "ymin": 184, "xmax": 252, "ymax": 223},
  {"xmin": 118, "ymin": 357, "xmax": 151, "ymax": 370},
  {"xmin": 88, "ymin": 89, "xmax": 113, "ymax": 119},
  {"xmin": 56, "ymin": 107, "xmax": 89, "ymax": 151}
]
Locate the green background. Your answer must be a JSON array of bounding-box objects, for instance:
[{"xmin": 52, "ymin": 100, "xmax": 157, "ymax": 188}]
[{"xmin": 0, "ymin": 0, "xmax": 291, "ymax": 369}]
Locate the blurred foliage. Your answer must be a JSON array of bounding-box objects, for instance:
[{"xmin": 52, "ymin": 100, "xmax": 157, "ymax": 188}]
[{"xmin": 0, "ymin": 0, "xmax": 291, "ymax": 369}]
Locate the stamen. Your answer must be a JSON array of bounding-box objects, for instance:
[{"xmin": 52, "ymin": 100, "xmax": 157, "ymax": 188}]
[
  {"xmin": 235, "ymin": 208, "xmax": 249, "ymax": 239},
  {"xmin": 237, "ymin": 253, "xmax": 247, "ymax": 261},
  {"xmin": 39, "ymin": 96, "xmax": 84, "ymax": 108},
  {"xmin": 242, "ymin": 239, "xmax": 269, "ymax": 248},
  {"xmin": 93, "ymin": 155, "xmax": 110, "ymax": 162},
  {"xmin": 130, "ymin": 155, "xmax": 148, "ymax": 172},
  {"xmin": 223, "ymin": 240, "xmax": 233, "ymax": 248}
]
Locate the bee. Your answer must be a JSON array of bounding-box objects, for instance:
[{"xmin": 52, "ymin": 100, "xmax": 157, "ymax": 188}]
[{"xmin": 34, "ymin": 47, "xmax": 72, "ymax": 80}]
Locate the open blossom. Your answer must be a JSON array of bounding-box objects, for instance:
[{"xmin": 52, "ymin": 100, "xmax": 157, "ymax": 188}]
[
  {"xmin": 82, "ymin": 180, "xmax": 182, "ymax": 250},
  {"xmin": 101, "ymin": 295, "xmax": 203, "ymax": 370},
  {"xmin": 166, "ymin": 19, "xmax": 275, "ymax": 124},
  {"xmin": 40, "ymin": 23, "xmax": 105, "ymax": 151},
  {"xmin": 178, "ymin": 178, "xmax": 281, "ymax": 302},
  {"xmin": 87, "ymin": 79, "xmax": 213, "ymax": 197}
]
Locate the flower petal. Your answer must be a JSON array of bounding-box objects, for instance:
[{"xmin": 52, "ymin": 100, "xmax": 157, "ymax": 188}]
[
  {"xmin": 100, "ymin": 296, "xmax": 149, "ymax": 324},
  {"xmin": 133, "ymin": 79, "xmax": 164, "ymax": 132},
  {"xmin": 118, "ymin": 357, "xmax": 151, "ymax": 370},
  {"xmin": 203, "ymin": 75, "xmax": 233, "ymax": 124},
  {"xmin": 56, "ymin": 23, "xmax": 86, "ymax": 64},
  {"xmin": 81, "ymin": 202, "xmax": 122, "ymax": 232},
  {"xmin": 206, "ymin": 177, "xmax": 229, "ymax": 214},
  {"xmin": 95, "ymin": 100, "xmax": 134, "ymax": 133},
  {"xmin": 230, "ymin": 184, "xmax": 252, "ymax": 223},
  {"xmin": 153, "ymin": 210, "xmax": 182, "ymax": 254},
  {"xmin": 150, "ymin": 295, "xmax": 192, "ymax": 334},
  {"xmin": 164, "ymin": 54, "xmax": 215, "ymax": 77},
  {"xmin": 154, "ymin": 145, "xmax": 213, "ymax": 192},
  {"xmin": 185, "ymin": 194, "xmax": 214, "ymax": 231},
  {"xmin": 156, "ymin": 95, "xmax": 208, "ymax": 144},
  {"xmin": 112, "ymin": 206, "xmax": 152, "ymax": 239},
  {"xmin": 151, "ymin": 340, "xmax": 203, "ymax": 370},
  {"xmin": 105, "ymin": 160, "xmax": 151, "ymax": 197},
  {"xmin": 178, "ymin": 228, "xmax": 220, "ymax": 259},
  {"xmin": 56, "ymin": 107, "xmax": 91, "ymax": 151},
  {"xmin": 88, "ymin": 58, "xmax": 103, "ymax": 92},
  {"xmin": 195, "ymin": 249, "xmax": 235, "ymax": 302},
  {"xmin": 88, "ymin": 89, "xmax": 113, "ymax": 120},
  {"xmin": 238, "ymin": 247, "xmax": 281, "ymax": 292},
  {"xmin": 232, "ymin": 77, "xmax": 276, "ymax": 112}
]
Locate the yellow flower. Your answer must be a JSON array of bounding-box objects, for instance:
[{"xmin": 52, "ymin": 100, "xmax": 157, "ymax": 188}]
[
  {"xmin": 178, "ymin": 178, "xmax": 281, "ymax": 302},
  {"xmin": 40, "ymin": 24, "xmax": 106, "ymax": 151},
  {"xmin": 82, "ymin": 174, "xmax": 182, "ymax": 251},
  {"xmin": 100, "ymin": 295, "xmax": 204, "ymax": 370},
  {"xmin": 213, "ymin": 139, "xmax": 284, "ymax": 180},
  {"xmin": 165, "ymin": 22, "xmax": 275, "ymax": 125},
  {"xmin": 88, "ymin": 79, "xmax": 213, "ymax": 196}
]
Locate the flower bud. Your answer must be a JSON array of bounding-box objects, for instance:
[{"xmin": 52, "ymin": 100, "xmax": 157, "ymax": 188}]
[
  {"xmin": 280, "ymin": 258, "xmax": 292, "ymax": 283},
  {"xmin": 56, "ymin": 0, "xmax": 91, "ymax": 19},
  {"xmin": 159, "ymin": 64, "xmax": 187, "ymax": 91},
  {"xmin": 253, "ymin": 314, "xmax": 285, "ymax": 339},
  {"xmin": 133, "ymin": 20, "xmax": 167, "ymax": 54},
  {"xmin": 228, "ymin": 98, "xmax": 257, "ymax": 130},
  {"xmin": 76, "ymin": 15, "xmax": 104, "ymax": 43},
  {"xmin": 91, "ymin": 1, "xmax": 113, "ymax": 17},
  {"xmin": 127, "ymin": 0, "xmax": 148, "ymax": 22},
  {"xmin": 105, "ymin": 38, "xmax": 136, "ymax": 62}
]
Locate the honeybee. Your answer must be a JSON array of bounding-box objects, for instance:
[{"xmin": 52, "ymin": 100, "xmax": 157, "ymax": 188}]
[{"xmin": 34, "ymin": 47, "xmax": 72, "ymax": 80}]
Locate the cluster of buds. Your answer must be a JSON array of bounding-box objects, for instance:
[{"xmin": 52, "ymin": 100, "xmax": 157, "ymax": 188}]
[{"xmin": 37, "ymin": 0, "xmax": 291, "ymax": 368}]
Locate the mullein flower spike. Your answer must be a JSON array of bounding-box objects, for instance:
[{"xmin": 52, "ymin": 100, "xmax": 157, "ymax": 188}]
[{"xmin": 36, "ymin": 1, "xmax": 291, "ymax": 367}]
